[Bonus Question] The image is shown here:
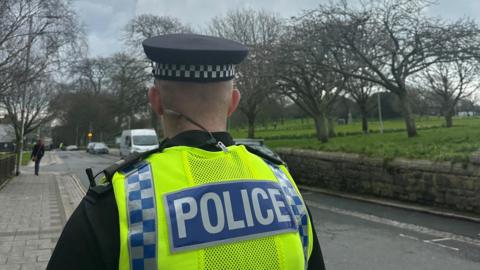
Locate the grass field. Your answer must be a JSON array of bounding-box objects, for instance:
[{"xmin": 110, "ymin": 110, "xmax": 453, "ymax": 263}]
[
  {"xmin": 21, "ymin": 152, "xmax": 31, "ymax": 166},
  {"xmin": 229, "ymin": 116, "xmax": 480, "ymax": 163}
]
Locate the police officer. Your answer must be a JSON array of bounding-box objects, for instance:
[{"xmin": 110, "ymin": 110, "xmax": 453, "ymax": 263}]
[{"xmin": 47, "ymin": 34, "xmax": 326, "ymax": 270}]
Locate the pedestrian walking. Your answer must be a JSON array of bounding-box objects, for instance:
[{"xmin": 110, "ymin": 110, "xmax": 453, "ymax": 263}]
[
  {"xmin": 31, "ymin": 139, "xmax": 45, "ymax": 176},
  {"xmin": 47, "ymin": 34, "xmax": 326, "ymax": 270}
]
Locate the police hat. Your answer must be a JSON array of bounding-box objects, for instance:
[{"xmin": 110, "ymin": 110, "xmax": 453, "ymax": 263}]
[{"xmin": 143, "ymin": 34, "xmax": 248, "ymax": 82}]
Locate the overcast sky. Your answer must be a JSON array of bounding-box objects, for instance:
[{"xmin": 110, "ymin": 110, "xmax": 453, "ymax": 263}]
[{"xmin": 71, "ymin": 0, "xmax": 480, "ymax": 57}]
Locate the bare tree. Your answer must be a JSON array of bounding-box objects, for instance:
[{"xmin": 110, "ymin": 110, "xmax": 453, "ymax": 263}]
[
  {"xmin": 123, "ymin": 14, "xmax": 191, "ymax": 57},
  {"xmin": 316, "ymin": 0, "xmax": 480, "ymax": 137},
  {"xmin": 0, "ymin": 0, "xmax": 37, "ymax": 93},
  {"xmin": 421, "ymin": 60, "xmax": 479, "ymax": 127},
  {"xmin": 275, "ymin": 21, "xmax": 344, "ymax": 142},
  {"xmin": 1, "ymin": 74, "xmax": 57, "ymax": 163},
  {"xmin": 69, "ymin": 57, "xmax": 111, "ymax": 94},
  {"xmin": 123, "ymin": 15, "xmax": 191, "ymax": 134},
  {"xmin": 108, "ymin": 53, "xmax": 151, "ymax": 129},
  {"xmin": 0, "ymin": 0, "xmax": 82, "ymax": 174},
  {"xmin": 210, "ymin": 9, "xmax": 283, "ymax": 138},
  {"xmin": 345, "ymin": 77, "xmax": 375, "ymax": 134},
  {"xmin": 50, "ymin": 89, "xmax": 118, "ymax": 146},
  {"xmin": 55, "ymin": 53, "xmax": 151, "ymax": 142}
]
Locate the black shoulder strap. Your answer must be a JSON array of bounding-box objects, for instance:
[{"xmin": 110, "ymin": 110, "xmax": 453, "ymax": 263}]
[
  {"xmin": 102, "ymin": 148, "xmax": 160, "ymax": 183},
  {"xmin": 96, "ymin": 138, "xmax": 171, "ymax": 185},
  {"xmin": 242, "ymin": 144, "xmax": 284, "ymax": 165}
]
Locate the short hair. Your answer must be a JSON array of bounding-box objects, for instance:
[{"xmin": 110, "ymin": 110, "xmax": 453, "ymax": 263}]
[{"xmin": 155, "ymin": 80, "xmax": 233, "ymax": 120}]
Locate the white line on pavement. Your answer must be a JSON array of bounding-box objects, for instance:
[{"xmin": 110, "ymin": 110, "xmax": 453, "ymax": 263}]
[
  {"xmin": 399, "ymin": 233, "xmax": 419, "ymax": 241},
  {"xmin": 71, "ymin": 174, "xmax": 87, "ymax": 194},
  {"xmin": 306, "ymin": 200, "xmax": 480, "ymax": 248},
  {"xmin": 423, "ymin": 240, "xmax": 460, "ymax": 251},
  {"xmin": 430, "ymin": 238, "xmax": 452, "ymax": 242},
  {"xmin": 400, "ymin": 235, "xmax": 459, "ymax": 251}
]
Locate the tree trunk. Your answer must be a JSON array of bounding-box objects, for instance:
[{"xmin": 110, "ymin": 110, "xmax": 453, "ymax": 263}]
[
  {"xmin": 14, "ymin": 138, "xmax": 22, "ymax": 176},
  {"xmin": 444, "ymin": 111, "xmax": 453, "ymax": 128},
  {"xmin": 247, "ymin": 115, "xmax": 255, "ymax": 139},
  {"xmin": 362, "ymin": 114, "xmax": 369, "ymax": 134},
  {"xmin": 360, "ymin": 106, "xmax": 369, "ymax": 134},
  {"xmin": 399, "ymin": 93, "xmax": 417, "ymax": 137},
  {"xmin": 327, "ymin": 116, "xmax": 336, "ymax": 138},
  {"xmin": 314, "ymin": 115, "xmax": 328, "ymax": 143}
]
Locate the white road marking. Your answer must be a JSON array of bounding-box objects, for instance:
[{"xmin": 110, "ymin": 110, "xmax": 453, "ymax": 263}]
[
  {"xmin": 71, "ymin": 174, "xmax": 87, "ymax": 194},
  {"xmin": 423, "ymin": 240, "xmax": 460, "ymax": 251},
  {"xmin": 399, "ymin": 233, "xmax": 419, "ymax": 241},
  {"xmin": 306, "ymin": 200, "xmax": 480, "ymax": 247},
  {"xmin": 430, "ymin": 238, "xmax": 451, "ymax": 242}
]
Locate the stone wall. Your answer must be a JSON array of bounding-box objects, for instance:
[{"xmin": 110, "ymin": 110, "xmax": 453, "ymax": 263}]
[{"xmin": 276, "ymin": 148, "xmax": 480, "ymax": 214}]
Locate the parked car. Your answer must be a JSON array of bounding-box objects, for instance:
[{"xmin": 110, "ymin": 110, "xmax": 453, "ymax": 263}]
[
  {"xmin": 119, "ymin": 129, "xmax": 159, "ymax": 158},
  {"xmin": 86, "ymin": 142, "xmax": 98, "ymax": 153},
  {"xmin": 234, "ymin": 138, "xmax": 283, "ymax": 162},
  {"xmin": 65, "ymin": 145, "xmax": 78, "ymax": 151},
  {"xmin": 91, "ymin": 142, "xmax": 109, "ymax": 154}
]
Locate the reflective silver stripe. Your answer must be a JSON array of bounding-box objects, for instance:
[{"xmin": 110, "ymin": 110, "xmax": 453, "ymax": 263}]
[
  {"xmin": 266, "ymin": 162, "xmax": 309, "ymax": 269},
  {"xmin": 124, "ymin": 163, "xmax": 157, "ymax": 270}
]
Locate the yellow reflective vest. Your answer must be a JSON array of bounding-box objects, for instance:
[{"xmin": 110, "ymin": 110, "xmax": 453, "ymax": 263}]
[{"xmin": 112, "ymin": 145, "xmax": 313, "ymax": 270}]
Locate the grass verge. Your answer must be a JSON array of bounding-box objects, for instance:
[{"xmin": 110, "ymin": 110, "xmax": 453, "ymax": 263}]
[
  {"xmin": 231, "ymin": 117, "xmax": 480, "ymax": 163},
  {"xmin": 21, "ymin": 152, "xmax": 31, "ymax": 166}
]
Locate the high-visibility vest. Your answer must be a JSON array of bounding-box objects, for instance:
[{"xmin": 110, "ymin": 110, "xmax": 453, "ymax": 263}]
[{"xmin": 112, "ymin": 145, "xmax": 313, "ymax": 270}]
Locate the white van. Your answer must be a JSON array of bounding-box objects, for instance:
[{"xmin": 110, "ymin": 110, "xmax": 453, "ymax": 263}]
[{"xmin": 119, "ymin": 129, "xmax": 159, "ymax": 158}]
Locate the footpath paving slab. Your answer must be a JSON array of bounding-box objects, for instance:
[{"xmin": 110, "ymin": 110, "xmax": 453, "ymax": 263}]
[{"xmin": 0, "ymin": 167, "xmax": 85, "ymax": 270}]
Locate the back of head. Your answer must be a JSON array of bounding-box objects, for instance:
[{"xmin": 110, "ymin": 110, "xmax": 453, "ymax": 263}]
[
  {"xmin": 156, "ymin": 80, "xmax": 233, "ymax": 123},
  {"xmin": 152, "ymin": 79, "xmax": 238, "ymax": 135}
]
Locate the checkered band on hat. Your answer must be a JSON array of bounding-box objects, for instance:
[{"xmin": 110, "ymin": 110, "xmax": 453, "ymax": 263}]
[
  {"xmin": 266, "ymin": 162, "xmax": 309, "ymax": 269},
  {"xmin": 125, "ymin": 162, "xmax": 157, "ymax": 270},
  {"xmin": 152, "ymin": 62, "xmax": 236, "ymax": 82}
]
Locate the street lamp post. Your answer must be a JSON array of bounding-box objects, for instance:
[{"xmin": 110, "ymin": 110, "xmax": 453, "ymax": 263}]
[
  {"xmin": 15, "ymin": 15, "xmax": 33, "ymax": 176},
  {"xmin": 378, "ymin": 92, "xmax": 384, "ymax": 134},
  {"xmin": 13, "ymin": 11, "xmax": 61, "ymax": 175}
]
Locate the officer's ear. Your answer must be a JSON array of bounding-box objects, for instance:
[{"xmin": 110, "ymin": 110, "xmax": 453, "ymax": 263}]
[
  {"xmin": 227, "ymin": 86, "xmax": 241, "ymax": 117},
  {"xmin": 148, "ymin": 85, "xmax": 164, "ymax": 116}
]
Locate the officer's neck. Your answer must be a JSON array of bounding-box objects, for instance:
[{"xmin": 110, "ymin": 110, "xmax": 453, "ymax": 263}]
[{"xmin": 163, "ymin": 119, "xmax": 227, "ymax": 139}]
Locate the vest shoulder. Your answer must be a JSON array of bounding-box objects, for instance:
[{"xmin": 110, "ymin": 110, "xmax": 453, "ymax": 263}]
[
  {"xmin": 102, "ymin": 148, "xmax": 159, "ymax": 182},
  {"xmin": 241, "ymin": 144, "xmax": 284, "ymax": 165}
]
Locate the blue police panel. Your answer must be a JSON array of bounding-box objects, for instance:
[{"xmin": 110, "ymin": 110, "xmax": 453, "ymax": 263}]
[{"xmin": 164, "ymin": 181, "xmax": 298, "ymax": 252}]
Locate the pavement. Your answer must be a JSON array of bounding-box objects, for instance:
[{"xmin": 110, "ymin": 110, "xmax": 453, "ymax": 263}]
[
  {"xmin": 1, "ymin": 151, "xmax": 479, "ymax": 270},
  {"xmin": 0, "ymin": 153, "xmax": 85, "ymax": 270}
]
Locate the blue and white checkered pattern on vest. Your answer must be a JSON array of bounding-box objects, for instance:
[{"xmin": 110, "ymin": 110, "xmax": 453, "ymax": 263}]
[
  {"xmin": 124, "ymin": 162, "xmax": 157, "ymax": 270},
  {"xmin": 266, "ymin": 161, "xmax": 309, "ymax": 269}
]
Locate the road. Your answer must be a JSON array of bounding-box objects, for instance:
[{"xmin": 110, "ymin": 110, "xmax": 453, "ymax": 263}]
[
  {"xmin": 30, "ymin": 149, "xmax": 120, "ymax": 189},
  {"xmin": 35, "ymin": 151, "xmax": 480, "ymax": 270}
]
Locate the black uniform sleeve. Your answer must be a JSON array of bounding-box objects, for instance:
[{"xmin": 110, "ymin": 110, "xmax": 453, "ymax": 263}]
[
  {"xmin": 47, "ymin": 186, "xmax": 120, "ymax": 270},
  {"xmin": 307, "ymin": 205, "xmax": 326, "ymax": 270},
  {"xmin": 46, "ymin": 201, "xmax": 105, "ymax": 270}
]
